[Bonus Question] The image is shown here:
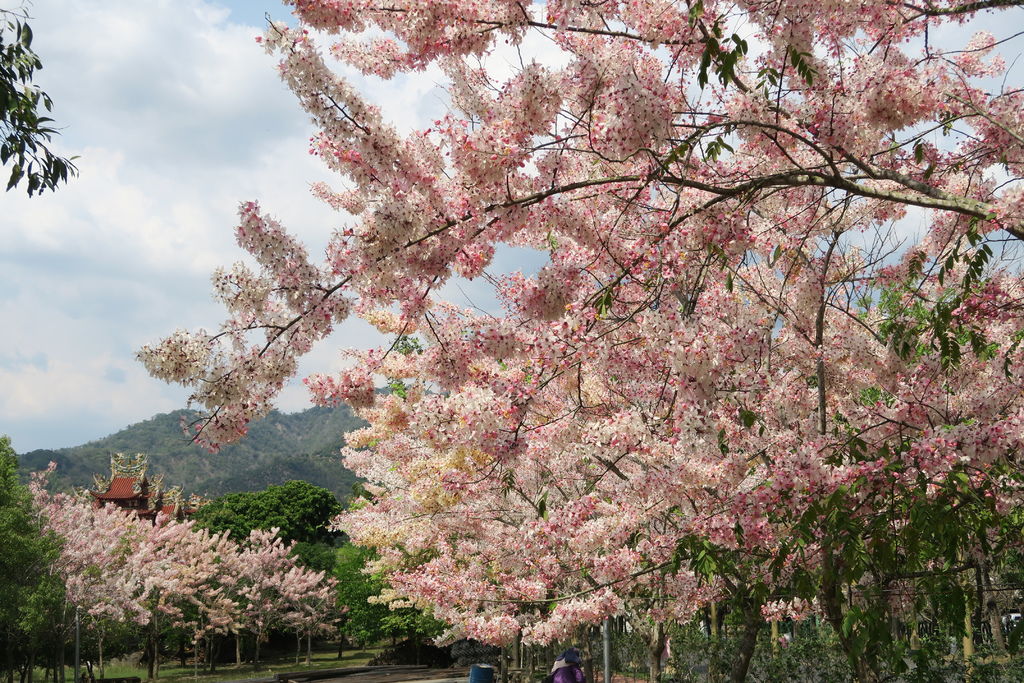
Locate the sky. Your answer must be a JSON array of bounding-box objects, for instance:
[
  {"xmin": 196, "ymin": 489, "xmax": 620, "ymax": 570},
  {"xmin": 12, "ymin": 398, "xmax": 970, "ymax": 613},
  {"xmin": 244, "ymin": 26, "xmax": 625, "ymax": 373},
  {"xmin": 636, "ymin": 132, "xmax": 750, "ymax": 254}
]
[
  {"xmin": 2, "ymin": 0, "xmax": 555, "ymax": 453},
  {"xmin": 1, "ymin": 1, "xmax": 1016, "ymax": 453},
  {"xmin": 0, "ymin": 0, "xmax": 451, "ymax": 452}
]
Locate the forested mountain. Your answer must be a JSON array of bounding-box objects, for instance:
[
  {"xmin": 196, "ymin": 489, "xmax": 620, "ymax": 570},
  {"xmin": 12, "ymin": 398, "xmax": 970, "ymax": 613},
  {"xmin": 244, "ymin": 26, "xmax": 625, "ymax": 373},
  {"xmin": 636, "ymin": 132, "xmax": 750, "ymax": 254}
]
[{"xmin": 16, "ymin": 405, "xmax": 366, "ymax": 499}]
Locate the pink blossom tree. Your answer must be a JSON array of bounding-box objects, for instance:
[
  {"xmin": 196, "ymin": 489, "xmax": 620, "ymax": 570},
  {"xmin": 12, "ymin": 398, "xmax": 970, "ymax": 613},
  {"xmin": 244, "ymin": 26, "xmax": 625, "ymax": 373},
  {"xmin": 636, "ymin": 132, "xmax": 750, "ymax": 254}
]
[
  {"xmin": 172, "ymin": 526, "xmax": 243, "ymax": 676},
  {"xmin": 140, "ymin": 1, "xmax": 1024, "ymax": 680},
  {"xmin": 30, "ymin": 469, "xmax": 147, "ymax": 678},
  {"xmin": 279, "ymin": 565, "xmax": 337, "ymax": 665},
  {"xmin": 30, "ymin": 468, "xmax": 346, "ymax": 677},
  {"xmin": 236, "ymin": 528, "xmax": 298, "ymax": 665},
  {"xmin": 126, "ymin": 516, "xmax": 246, "ymax": 679}
]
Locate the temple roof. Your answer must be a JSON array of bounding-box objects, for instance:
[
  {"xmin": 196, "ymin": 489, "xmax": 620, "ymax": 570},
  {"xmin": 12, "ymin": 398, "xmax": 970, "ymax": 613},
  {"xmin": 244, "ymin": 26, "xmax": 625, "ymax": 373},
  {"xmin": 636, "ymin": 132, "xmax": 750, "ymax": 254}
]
[
  {"xmin": 90, "ymin": 452, "xmax": 201, "ymax": 521},
  {"xmin": 90, "ymin": 475, "xmax": 150, "ymax": 500}
]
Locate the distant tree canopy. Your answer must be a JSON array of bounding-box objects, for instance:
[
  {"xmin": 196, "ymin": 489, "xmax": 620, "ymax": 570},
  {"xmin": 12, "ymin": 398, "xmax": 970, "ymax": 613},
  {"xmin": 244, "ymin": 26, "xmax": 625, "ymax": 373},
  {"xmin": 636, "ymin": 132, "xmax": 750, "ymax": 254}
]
[
  {"xmin": 1, "ymin": 8, "xmax": 76, "ymax": 195},
  {"xmin": 193, "ymin": 480, "xmax": 342, "ymax": 571}
]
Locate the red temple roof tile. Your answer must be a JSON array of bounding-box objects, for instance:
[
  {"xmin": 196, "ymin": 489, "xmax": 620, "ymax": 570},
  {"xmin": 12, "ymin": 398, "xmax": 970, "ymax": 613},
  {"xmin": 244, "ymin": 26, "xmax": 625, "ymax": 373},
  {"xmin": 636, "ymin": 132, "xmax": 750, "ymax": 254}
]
[{"xmin": 91, "ymin": 476, "xmax": 145, "ymax": 500}]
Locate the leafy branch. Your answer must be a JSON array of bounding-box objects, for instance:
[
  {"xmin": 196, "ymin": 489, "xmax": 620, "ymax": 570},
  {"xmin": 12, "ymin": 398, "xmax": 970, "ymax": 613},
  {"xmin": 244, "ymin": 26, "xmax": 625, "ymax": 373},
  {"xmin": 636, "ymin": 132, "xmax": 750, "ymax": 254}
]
[{"xmin": 1, "ymin": 9, "xmax": 77, "ymax": 196}]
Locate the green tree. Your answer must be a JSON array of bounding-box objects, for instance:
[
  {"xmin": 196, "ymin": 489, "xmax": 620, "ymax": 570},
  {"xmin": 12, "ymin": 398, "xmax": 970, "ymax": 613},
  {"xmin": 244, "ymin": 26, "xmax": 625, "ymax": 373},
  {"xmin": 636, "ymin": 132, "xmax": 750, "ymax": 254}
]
[
  {"xmin": 193, "ymin": 480, "xmax": 342, "ymax": 570},
  {"xmin": 0, "ymin": 435, "xmax": 63, "ymax": 683},
  {"xmin": 333, "ymin": 544, "xmax": 388, "ymax": 648},
  {"xmin": 333, "ymin": 544, "xmax": 444, "ymax": 651}
]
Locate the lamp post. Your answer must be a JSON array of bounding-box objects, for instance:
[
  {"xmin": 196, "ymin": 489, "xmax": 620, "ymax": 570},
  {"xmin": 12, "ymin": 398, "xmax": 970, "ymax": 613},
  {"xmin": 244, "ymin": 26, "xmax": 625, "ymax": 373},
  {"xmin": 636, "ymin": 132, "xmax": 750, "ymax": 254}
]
[
  {"xmin": 74, "ymin": 607, "xmax": 81, "ymax": 683},
  {"xmin": 602, "ymin": 618, "xmax": 611, "ymax": 683}
]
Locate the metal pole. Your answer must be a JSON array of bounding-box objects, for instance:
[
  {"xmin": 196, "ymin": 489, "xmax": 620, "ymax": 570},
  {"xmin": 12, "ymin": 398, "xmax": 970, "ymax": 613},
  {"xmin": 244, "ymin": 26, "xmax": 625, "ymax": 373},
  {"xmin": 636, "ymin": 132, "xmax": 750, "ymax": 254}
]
[
  {"xmin": 74, "ymin": 607, "xmax": 80, "ymax": 683},
  {"xmin": 602, "ymin": 617, "xmax": 611, "ymax": 683}
]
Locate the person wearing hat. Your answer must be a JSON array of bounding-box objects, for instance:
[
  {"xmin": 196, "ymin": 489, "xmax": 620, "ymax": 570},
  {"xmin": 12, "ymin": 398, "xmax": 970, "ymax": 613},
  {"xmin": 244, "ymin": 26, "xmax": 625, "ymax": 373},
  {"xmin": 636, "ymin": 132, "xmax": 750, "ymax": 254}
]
[{"xmin": 550, "ymin": 648, "xmax": 585, "ymax": 683}]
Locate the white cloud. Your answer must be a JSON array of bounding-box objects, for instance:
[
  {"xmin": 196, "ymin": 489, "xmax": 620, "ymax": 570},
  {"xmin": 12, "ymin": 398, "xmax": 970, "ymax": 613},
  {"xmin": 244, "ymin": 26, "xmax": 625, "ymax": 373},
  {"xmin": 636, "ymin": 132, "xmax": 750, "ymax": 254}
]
[
  {"xmin": 2, "ymin": 0, "xmax": 723, "ymax": 452},
  {"xmin": 1, "ymin": 0, "xmax": 376, "ymax": 451}
]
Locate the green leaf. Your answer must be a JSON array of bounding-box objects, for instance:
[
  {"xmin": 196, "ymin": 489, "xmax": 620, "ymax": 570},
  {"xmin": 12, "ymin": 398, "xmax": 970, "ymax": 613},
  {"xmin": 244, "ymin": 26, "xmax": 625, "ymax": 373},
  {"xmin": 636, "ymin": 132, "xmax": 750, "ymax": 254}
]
[
  {"xmin": 786, "ymin": 46, "xmax": 817, "ymax": 86},
  {"xmin": 7, "ymin": 163, "xmax": 23, "ymax": 190},
  {"xmin": 688, "ymin": 0, "xmax": 704, "ymax": 26},
  {"xmin": 668, "ymin": 549, "xmax": 682, "ymax": 573},
  {"xmin": 387, "ymin": 379, "xmax": 407, "ymax": 399},
  {"xmin": 842, "ymin": 610, "xmax": 857, "ymax": 638}
]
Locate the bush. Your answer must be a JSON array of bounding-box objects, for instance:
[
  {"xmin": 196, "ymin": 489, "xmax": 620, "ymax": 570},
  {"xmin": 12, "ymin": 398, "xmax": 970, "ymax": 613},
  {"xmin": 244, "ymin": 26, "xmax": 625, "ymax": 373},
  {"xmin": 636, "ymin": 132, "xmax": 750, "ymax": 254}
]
[{"xmin": 664, "ymin": 623, "xmax": 849, "ymax": 682}]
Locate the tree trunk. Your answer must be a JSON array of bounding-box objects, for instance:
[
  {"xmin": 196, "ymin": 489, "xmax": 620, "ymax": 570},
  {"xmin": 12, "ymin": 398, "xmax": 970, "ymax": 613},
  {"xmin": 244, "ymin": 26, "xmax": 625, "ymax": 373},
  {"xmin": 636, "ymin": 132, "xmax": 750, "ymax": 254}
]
[
  {"xmin": 306, "ymin": 634, "xmax": 312, "ymax": 666},
  {"xmin": 25, "ymin": 651, "xmax": 33, "ymax": 683},
  {"xmin": 295, "ymin": 633, "xmax": 301, "ymax": 665},
  {"xmin": 820, "ymin": 578, "xmax": 880, "ymax": 683},
  {"xmin": 5, "ymin": 630, "xmax": 13, "ymax": 683},
  {"xmin": 236, "ymin": 634, "xmax": 242, "ymax": 666},
  {"xmin": 152, "ymin": 627, "xmax": 160, "ymax": 681},
  {"xmin": 647, "ymin": 622, "xmax": 666, "ymax": 682},
  {"xmin": 963, "ymin": 608, "xmax": 975, "ymax": 679},
  {"xmin": 987, "ymin": 600, "xmax": 1005, "ymax": 652},
  {"xmin": 97, "ymin": 630, "xmax": 104, "ymax": 680},
  {"xmin": 57, "ymin": 637, "xmax": 65, "ymax": 683},
  {"xmin": 254, "ymin": 631, "xmax": 261, "ymax": 666},
  {"xmin": 729, "ymin": 602, "xmax": 760, "ymax": 683},
  {"xmin": 982, "ymin": 565, "xmax": 1006, "ymax": 652},
  {"xmin": 145, "ymin": 625, "xmax": 155, "ymax": 680},
  {"xmin": 582, "ymin": 637, "xmax": 594, "ymax": 683}
]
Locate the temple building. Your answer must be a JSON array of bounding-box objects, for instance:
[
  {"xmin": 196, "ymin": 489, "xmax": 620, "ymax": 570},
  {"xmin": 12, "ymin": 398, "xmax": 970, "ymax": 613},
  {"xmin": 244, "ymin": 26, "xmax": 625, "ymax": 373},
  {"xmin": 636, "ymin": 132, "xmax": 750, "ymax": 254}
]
[{"xmin": 90, "ymin": 452, "xmax": 201, "ymax": 522}]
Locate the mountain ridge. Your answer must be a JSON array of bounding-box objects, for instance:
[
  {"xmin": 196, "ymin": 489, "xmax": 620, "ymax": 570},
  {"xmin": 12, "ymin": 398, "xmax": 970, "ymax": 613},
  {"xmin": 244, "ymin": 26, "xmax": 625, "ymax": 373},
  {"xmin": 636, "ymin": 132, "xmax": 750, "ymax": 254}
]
[{"xmin": 16, "ymin": 404, "xmax": 366, "ymax": 500}]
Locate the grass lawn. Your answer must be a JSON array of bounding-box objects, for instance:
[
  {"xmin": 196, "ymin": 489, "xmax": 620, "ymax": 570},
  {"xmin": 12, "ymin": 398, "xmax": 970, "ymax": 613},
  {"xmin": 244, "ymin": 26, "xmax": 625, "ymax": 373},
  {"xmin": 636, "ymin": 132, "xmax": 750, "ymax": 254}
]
[{"xmin": 46, "ymin": 645, "xmax": 382, "ymax": 683}]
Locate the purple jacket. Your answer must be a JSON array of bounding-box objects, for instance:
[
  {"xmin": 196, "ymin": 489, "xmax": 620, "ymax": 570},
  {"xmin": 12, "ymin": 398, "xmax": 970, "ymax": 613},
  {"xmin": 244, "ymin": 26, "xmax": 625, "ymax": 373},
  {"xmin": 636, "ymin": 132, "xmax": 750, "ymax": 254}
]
[{"xmin": 552, "ymin": 664, "xmax": 585, "ymax": 683}]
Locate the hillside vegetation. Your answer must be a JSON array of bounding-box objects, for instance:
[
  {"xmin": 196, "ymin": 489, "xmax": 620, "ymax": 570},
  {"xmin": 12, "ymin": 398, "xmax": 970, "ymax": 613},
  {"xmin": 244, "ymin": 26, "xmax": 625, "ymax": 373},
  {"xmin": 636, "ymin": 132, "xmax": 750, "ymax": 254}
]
[{"xmin": 17, "ymin": 405, "xmax": 365, "ymax": 499}]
